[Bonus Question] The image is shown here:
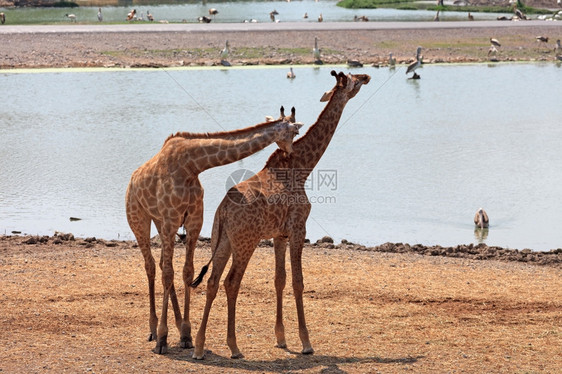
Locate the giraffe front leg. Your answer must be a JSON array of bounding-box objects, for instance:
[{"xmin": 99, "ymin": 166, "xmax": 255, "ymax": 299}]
[
  {"xmin": 180, "ymin": 202, "xmax": 203, "ymax": 349},
  {"xmin": 224, "ymin": 250, "xmax": 254, "ymax": 359},
  {"xmin": 273, "ymin": 237, "xmax": 288, "ymax": 349},
  {"xmin": 155, "ymin": 235, "xmax": 176, "ymax": 354},
  {"xmin": 290, "ymin": 232, "xmax": 314, "ymax": 355}
]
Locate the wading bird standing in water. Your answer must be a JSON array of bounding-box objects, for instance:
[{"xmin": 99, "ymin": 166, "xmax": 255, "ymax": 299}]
[
  {"xmin": 474, "ymin": 208, "xmax": 489, "ymax": 229},
  {"xmin": 406, "ymin": 46, "xmax": 422, "ymax": 79}
]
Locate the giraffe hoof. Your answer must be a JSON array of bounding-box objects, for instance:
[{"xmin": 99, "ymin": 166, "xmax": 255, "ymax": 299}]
[
  {"xmin": 180, "ymin": 337, "xmax": 194, "ymax": 349},
  {"xmin": 302, "ymin": 347, "xmax": 314, "ymax": 355},
  {"xmin": 192, "ymin": 349, "xmax": 206, "ymax": 360},
  {"xmin": 231, "ymin": 352, "xmax": 244, "ymax": 359},
  {"xmin": 147, "ymin": 333, "xmax": 155, "ymax": 342},
  {"xmin": 154, "ymin": 337, "xmax": 168, "ymax": 354},
  {"xmin": 276, "ymin": 342, "xmax": 287, "ymax": 349}
]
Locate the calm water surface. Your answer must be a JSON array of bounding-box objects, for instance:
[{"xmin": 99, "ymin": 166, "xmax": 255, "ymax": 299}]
[
  {"xmin": 1, "ymin": 63, "xmax": 561, "ymax": 250},
  {"xmin": 1, "ymin": 1, "xmax": 503, "ymax": 24}
]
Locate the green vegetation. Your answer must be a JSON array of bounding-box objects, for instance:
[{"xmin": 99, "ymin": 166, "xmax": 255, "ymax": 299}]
[
  {"xmin": 337, "ymin": 0, "xmax": 553, "ymax": 14},
  {"xmin": 53, "ymin": 1, "xmax": 78, "ymax": 7}
]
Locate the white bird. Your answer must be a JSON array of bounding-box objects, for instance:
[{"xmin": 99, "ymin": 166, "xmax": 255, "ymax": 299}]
[
  {"xmin": 220, "ymin": 40, "xmax": 230, "ymax": 66},
  {"xmin": 488, "ymin": 44, "xmax": 498, "ymax": 59},
  {"xmin": 490, "ymin": 38, "xmax": 501, "ymax": 48},
  {"xmin": 555, "ymin": 39, "xmax": 561, "ymax": 55},
  {"xmin": 198, "ymin": 16, "xmax": 212, "ymax": 23},
  {"xmin": 313, "ymin": 36, "xmax": 322, "ymax": 64},
  {"xmin": 97, "ymin": 8, "xmax": 103, "ymax": 22},
  {"xmin": 126, "ymin": 9, "xmax": 136, "ymax": 21},
  {"xmin": 209, "ymin": 8, "xmax": 218, "ymax": 17},
  {"xmin": 287, "ymin": 67, "xmax": 296, "ymax": 79},
  {"xmin": 303, "ymin": 13, "xmax": 308, "ymax": 19},
  {"xmin": 318, "ymin": 13, "xmax": 323, "ymax": 22},
  {"xmin": 474, "ymin": 208, "xmax": 489, "ymax": 229},
  {"xmin": 147, "ymin": 10, "xmax": 154, "ymax": 22},
  {"xmin": 65, "ymin": 13, "xmax": 77, "ymax": 22},
  {"xmin": 406, "ymin": 46, "xmax": 422, "ymax": 79},
  {"xmin": 0, "ymin": 12, "xmax": 5, "ymax": 25}
]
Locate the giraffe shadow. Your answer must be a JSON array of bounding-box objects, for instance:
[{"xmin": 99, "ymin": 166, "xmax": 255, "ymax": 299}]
[{"xmin": 165, "ymin": 347, "xmax": 423, "ymax": 373}]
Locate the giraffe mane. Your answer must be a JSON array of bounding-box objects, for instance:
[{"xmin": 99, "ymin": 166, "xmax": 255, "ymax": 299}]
[{"xmin": 163, "ymin": 118, "xmax": 285, "ymax": 145}]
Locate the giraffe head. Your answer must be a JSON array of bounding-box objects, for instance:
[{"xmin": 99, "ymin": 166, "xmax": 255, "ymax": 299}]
[
  {"xmin": 274, "ymin": 106, "xmax": 302, "ymax": 154},
  {"xmin": 320, "ymin": 70, "xmax": 371, "ymax": 102}
]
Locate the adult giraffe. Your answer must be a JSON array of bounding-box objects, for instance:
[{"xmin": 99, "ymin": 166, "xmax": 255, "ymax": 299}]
[
  {"xmin": 191, "ymin": 71, "xmax": 370, "ymax": 359},
  {"xmin": 126, "ymin": 107, "xmax": 302, "ymax": 354}
]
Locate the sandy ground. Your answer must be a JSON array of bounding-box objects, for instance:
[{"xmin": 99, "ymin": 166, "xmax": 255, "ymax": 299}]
[
  {"xmin": 1, "ymin": 22, "xmax": 561, "ymax": 69},
  {"xmin": 1, "ymin": 234, "xmax": 561, "ymax": 373}
]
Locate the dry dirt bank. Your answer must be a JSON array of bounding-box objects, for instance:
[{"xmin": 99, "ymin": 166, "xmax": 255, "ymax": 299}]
[
  {"xmin": 1, "ymin": 234, "xmax": 561, "ymax": 373},
  {"xmin": 1, "ymin": 23, "xmax": 561, "ymax": 69}
]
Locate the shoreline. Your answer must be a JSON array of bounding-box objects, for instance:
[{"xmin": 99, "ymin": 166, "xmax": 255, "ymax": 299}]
[
  {"xmin": 4, "ymin": 233, "xmax": 561, "ymax": 267},
  {"xmin": 1, "ymin": 22, "xmax": 561, "ymax": 69}
]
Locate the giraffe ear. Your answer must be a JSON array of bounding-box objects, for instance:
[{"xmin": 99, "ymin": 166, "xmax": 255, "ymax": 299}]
[{"xmin": 320, "ymin": 89, "xmax": 334, "ymax": 102}]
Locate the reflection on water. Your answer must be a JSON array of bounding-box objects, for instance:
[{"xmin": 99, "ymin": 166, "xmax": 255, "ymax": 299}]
[
  {"xmin": 1, "ymin": 63, "xmax": 562, "ymax": 251},
  {"xmin": 474, "ymin": 228, "xmax": 489, "ymax": 244}
]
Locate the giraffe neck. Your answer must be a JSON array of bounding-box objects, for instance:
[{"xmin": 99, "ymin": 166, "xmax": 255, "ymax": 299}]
[
  {"xmin": 167, "ymin": 120, "xmax": 285, "ymax": 173},
  {"xmin": 288, "ymin": 91, "xmax": 348, "ymax": 172}
]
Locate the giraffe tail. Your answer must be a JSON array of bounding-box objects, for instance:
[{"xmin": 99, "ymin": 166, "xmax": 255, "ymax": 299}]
[
  {"xmin": 191, "ymin": 207, "xmax": 223, "ymax": 288},
  {"xmin": 191, "ymin": 264, "xmax": 208, "ymax": 288}
]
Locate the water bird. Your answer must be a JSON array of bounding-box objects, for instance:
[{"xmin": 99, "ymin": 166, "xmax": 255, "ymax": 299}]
[
  {"xmin": 488, "ymin": 44, "xmax": 498, "ymax": 60},
  {"xmin": 434, "ymin": 10, "xmax": 440, "ymax": 21},
  {"xmin": 513, "ymin": 6, "xmax": 526, "ymax": 20},
  {"xmin": 209, "ymin": 8, "xmax": 219, "ymax": 17},
  {"xmin": 313, "ymin": 36, "xmax": 322, "ymax": 64},
  {"xmin": 126, "ymin": 9, "xmax": 136, "ymax": 21},
  {"xmin": 406, "ymin": 46, "xmax": 422, "ymax": 79},
  {"xmin": 389, "ymin": 52, "xmax": 396, "ymax": 68},
  {"xmin": 490, "ymin": 38, "xmax": 501, "ymax": 48},
  {"xmin": 347, "ymin": 59, "xmax": 363, "ymax": 68},
  {"xmin": 555, "ymin": 39, "xmax": 561, "ymax": 55},
  {"xmin": 287, "ymin": 67, "xmax": 296, "ymax": 79},
  {"xmin": 354, "ymin": 15, "xmax": 369, "ymax": 22},
  {"xmin": 147, "ymin": 10, "xmax": 154, "ymax": 22},
  {"xmin": 65, "ymin": 13, "xmax": 77, "ymax": 22},
  {"xmin": 474, "ymin": 208, "xmax": 489, "ymax": 229},
  {"xmin": 303, "ymin": 13, "xmax": 308, "ymax": 19},
  {"xmin": 220, "ymin": 40, "xmax": 230, "ymax": 66},
  {"xmin": 318, "ymin": 13, "xmax": 323, "ymax": 22},
  {"xmin": 97, "ymin": 8, "xmax": 103, "ymax": 22},
  {"xmin": 270, "ymin": 10, "xmax": 278, "ymax": 22},
  {"xmin": 198, "ymin": 16, "xmax": 212, "ymax": 23},
  {"xmin": 0, "ymin": 12, "xmax": 5, "ymax": 24},
  {"xmin": 468, "ymin": 12, "xmax": 474, "ymax": 21}
]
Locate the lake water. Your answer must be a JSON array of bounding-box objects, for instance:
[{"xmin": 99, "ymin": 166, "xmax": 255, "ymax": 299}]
[
  {"xmin": 2, "ymin": 1, "xmax": 503, "ymax": 24},
  {"xmin": 1, "ymin": 63, "xmax": 561, "ymax": 251}
]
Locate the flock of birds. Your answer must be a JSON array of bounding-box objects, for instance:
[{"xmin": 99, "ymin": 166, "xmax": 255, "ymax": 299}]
[{"xmin": 218, "ymin": 31, "xmax": 560, "ymax": 81}]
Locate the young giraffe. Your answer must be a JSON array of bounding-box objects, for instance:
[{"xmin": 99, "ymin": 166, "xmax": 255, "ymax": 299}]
[
  {"xmin": 125, "ymin": 107, "xmax": 302, "ymax": 354},
  {"xmin": 191, "ymin": 71, "xmax": 371, "ymax": 359}
]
